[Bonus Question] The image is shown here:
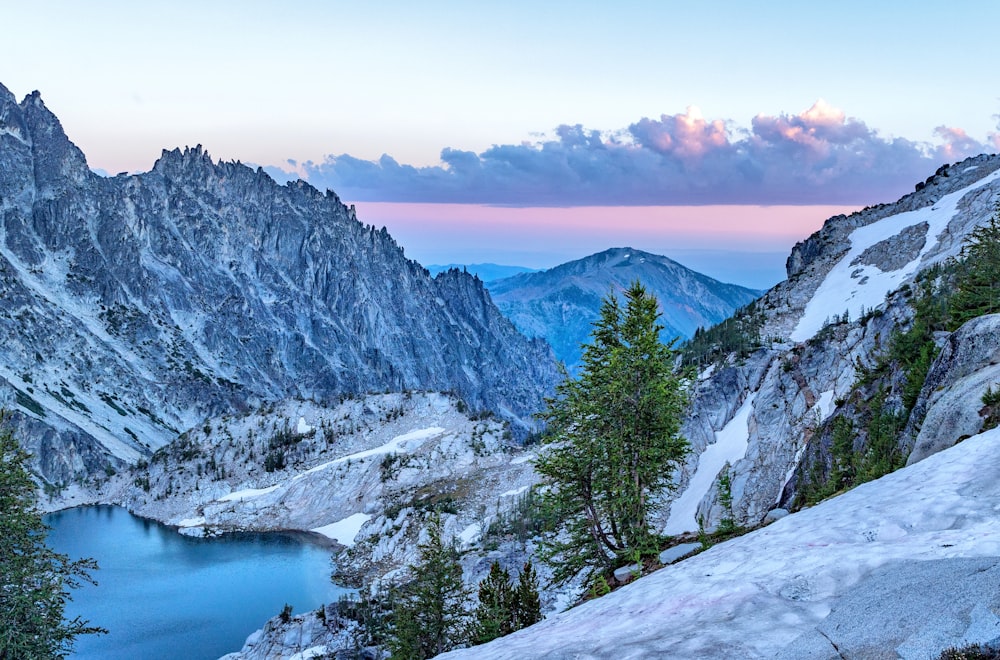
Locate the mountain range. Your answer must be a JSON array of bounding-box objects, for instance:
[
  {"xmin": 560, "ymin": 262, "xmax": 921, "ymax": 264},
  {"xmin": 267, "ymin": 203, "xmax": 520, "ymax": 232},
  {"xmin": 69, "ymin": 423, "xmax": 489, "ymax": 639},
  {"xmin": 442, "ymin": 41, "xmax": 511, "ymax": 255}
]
[{"xmin": 0, "ymin": 84, "xmax": 558, "ymax": 487}]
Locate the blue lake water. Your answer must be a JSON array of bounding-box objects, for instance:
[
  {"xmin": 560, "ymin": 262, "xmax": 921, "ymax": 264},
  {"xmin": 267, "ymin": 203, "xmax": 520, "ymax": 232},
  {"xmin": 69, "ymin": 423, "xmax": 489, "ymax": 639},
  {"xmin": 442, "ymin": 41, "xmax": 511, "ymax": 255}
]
[{"xmin": 44, "ymin": 505, "xmax": 350, "ymax": 660}]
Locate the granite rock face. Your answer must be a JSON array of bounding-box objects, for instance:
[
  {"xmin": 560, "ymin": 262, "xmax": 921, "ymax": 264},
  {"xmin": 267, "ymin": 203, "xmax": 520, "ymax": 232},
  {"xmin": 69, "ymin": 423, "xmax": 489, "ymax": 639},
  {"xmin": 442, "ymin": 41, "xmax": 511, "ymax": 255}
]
[
  {"xmin": 0, "ymin": 84, "xmax": 558, "ymax": 485},
  {"xmin": 906, "ymin": 313, "xmax": 1000, "ymax": 465},
  {"xmin": 662, "ymin": 154, "xmax": 1000, "ymax": 534}
]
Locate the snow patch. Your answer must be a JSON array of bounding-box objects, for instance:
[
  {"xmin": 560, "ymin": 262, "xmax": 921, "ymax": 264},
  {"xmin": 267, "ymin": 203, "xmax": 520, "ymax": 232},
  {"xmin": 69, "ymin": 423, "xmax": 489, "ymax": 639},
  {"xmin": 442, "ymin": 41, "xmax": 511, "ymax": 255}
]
[
  {"xmin": 665, "ymin": 392, "xmax": 757, "ymax": 535},
  {"xmin": 289, "ymin": 645, "xmax": 328, "ymax": 660},
  {"xmin": 297, "ymin": 426, "xmax": 445, "ymax": 478},
  {"xmin": 458, "ymin": 522, "xmax": 481, "ymax": 545},
  {"xmin": 791, "ymin": 170, "xmax": 1000, "ymax": 342},
  {"xmin": 510, "ymin": 454, "xmax": 535, "ymax": 465},
  {"xmin": 296, "ymin": 416, "xmax": 313, "ymax": 434},
  {"xmin": 813, "ymin": 390, "xmax": 836, "ymax": 423},
  {"xmin": 500, "ymin": 485, "xmax": 530, "ymax": 498},
  {"xmin": 176, "ymin": 516, "xmax": 206, "ymax": 528},
  {"xmin": 442, "ymin": 427, "xmax": 1000, "ymax": 659},
  {"xmin": 217, "ymin": 485, "xmax": 280, "ymax": 502},
  {"xmin": 312, "ymin": 513, "xmax": 372, "ymax": 546}
]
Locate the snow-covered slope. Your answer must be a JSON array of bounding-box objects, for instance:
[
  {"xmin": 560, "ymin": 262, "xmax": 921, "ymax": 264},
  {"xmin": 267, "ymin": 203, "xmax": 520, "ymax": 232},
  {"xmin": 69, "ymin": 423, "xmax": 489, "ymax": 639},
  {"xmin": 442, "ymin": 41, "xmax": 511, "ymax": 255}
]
[
  {"xmin": 666, "ymin": 155, "xmax": 1000, "ymax": 535},
  {"xmin": 442, "ymin": 427, "xmax": 1000, "ymax": 659}
]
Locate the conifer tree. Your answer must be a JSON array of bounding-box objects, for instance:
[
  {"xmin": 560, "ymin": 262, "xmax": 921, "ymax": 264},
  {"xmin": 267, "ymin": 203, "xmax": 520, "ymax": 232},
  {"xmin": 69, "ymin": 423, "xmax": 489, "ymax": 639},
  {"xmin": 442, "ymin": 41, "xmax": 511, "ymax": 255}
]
[
  {"xmin": 950, "ymin": 212, "xmax": 1000, "ymax": 327},
  {"xmin": 470, "ymin": 561, "xmax": 514, "ymax": 644},
  {"xmin": 0, "ymin": 414, "xmax": 105, "ymax": 657},
  {"xmin": 513, "ymin": 560, "xmax": 541, "ymax": 629},
  {"xmin": 388, "ymin": 513, "xmax": 468, "ymax": 659},
  {"xmin": 535, "ymin": 282, "xmax": 689, "ymax": 584}
]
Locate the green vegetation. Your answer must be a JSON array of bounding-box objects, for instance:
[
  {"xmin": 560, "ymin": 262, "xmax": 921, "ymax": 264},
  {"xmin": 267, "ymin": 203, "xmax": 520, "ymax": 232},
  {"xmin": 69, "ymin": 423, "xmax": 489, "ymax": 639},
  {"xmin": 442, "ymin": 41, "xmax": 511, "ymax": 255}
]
[
  {"xmin": 797, "ymin": 209, "xmax": 1000, "ymax": 505},
  {"xmin": 937, "ymin": 644, "xmax": 1000, "ymax": 660},
  {"xmin": 0, "ymin": 413, "xmax": 105, "ymax": 657},
  {"xmin": 387, "ymin": 514, "xmax": 468, "ymax": 659},
  {"xmin": 469, "ymin": 561, "xmax": 541, "ymax": 646},
  {"xmin": 535, "ymin": 282, "xmax": 689, "ymax": 585},
  {"xmin": 682, "ymin": 300, "xmax": 764, "ymax": 369}
]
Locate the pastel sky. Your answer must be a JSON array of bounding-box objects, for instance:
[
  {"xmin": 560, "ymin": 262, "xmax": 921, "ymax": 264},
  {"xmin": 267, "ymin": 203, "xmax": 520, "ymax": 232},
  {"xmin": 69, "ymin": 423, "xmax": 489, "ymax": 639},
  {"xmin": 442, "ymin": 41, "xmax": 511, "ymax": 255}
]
[{"xmin": 2, "ymin": 1, "xmax": 998, "ymax": 288}]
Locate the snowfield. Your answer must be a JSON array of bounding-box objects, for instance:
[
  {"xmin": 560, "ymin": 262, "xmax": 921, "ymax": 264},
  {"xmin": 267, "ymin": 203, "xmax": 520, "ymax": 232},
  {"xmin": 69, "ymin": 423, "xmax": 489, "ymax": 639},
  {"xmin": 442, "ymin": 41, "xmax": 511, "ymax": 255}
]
[
  {"xmin": 791, "ymin": 170, "xmax": 1000, "ymax": 342},
  {"xmin": 665, "ymin": 392, "xmax": 756, "ymax": 535},
  {"xmin": 311, "ymin": 513, "xmax": 372, "ymax": 547},
  {"xmin": 441, "ymin": 427, "xmax": 1000, "ymax": 659}
]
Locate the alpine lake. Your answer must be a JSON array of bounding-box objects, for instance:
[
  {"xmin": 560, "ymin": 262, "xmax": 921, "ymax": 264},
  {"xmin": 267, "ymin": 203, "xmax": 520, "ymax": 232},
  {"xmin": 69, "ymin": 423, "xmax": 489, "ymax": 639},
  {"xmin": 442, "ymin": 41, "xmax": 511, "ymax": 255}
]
[{"xmin": 44, "ymin": 505, "xmax": 351, "ymax": 660}]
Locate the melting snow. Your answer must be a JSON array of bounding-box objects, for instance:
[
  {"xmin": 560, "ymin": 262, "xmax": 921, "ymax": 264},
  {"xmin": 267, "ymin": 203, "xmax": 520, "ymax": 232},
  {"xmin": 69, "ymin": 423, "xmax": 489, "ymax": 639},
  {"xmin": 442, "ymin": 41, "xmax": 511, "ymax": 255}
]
[
  {"xmin": 442, "ymin": 427, "xmax": 1000, "ymax": 659},
  {"xmin": 791, "ymin": 170, "xmax": 1000, "ymax": 342},
  {"xmin": 296, "ymin": 416, "xmax": 313, "ymax": 434},
  {"xmin": 217, "ymin": 485, "xmax": 280, "ymax": 502},
  {"xmin": 312, "ymin": 513, "xmax": 372, "ymax": 546},
  {"xmin": 500, "ymin": 485, "xmax": 530, "ymax": 498},
  {"xmin": 295, "ymin": 427, "xmax": 445, "ymax": 479},
  {"xmin": 665, "ymin": 392, "xmax": 756, "ymax": 535},
  {"xmin": 458, "ymin": 522, "xmax": 482, "ymax": 545}
]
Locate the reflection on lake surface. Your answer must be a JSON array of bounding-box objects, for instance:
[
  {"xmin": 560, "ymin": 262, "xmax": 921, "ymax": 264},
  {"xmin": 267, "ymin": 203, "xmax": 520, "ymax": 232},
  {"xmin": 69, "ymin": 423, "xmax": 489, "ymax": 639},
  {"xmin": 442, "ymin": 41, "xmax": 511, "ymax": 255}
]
[{"xmin": 45, "ymin": 505, "xmax": 348, "ymax": 660}]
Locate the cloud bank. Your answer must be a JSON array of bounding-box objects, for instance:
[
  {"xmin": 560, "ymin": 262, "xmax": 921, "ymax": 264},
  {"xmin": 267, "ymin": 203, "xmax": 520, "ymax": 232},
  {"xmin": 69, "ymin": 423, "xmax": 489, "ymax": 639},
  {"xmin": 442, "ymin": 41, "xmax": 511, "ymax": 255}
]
[{"xmin": 273, "ymin": 101, "xmax": 1000, "ymax": 206}]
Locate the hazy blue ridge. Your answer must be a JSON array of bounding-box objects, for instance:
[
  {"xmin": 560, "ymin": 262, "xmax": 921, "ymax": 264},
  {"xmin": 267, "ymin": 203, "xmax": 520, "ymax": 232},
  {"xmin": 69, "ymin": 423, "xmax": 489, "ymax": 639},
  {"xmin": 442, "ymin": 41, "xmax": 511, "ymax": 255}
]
[
  {"xmin": 426, "ymin": 263, "xmax": 540, "ymax": 282},
  {"xmin": 485, "ymin": 247, "xmax": 760, "ymax": 370}
]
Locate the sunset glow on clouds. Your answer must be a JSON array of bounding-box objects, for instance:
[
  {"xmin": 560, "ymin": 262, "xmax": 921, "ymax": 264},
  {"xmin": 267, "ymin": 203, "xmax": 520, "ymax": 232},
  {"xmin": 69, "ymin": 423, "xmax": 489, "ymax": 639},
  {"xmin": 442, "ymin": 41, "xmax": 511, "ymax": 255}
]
[{"xmin": 280, "ymin": 101, "xmax": 999, "ymax": 208}]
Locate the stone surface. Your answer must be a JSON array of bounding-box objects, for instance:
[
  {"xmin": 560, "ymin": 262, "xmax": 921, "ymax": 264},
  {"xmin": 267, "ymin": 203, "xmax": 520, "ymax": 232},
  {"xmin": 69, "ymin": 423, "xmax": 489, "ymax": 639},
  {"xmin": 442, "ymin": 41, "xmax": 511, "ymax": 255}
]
[
  {"xmin": 907, "ymin": 313, "xmax": 1000, "ymax": 465},
  {"xmin": 658, "ymin": 543, "xmax": 701, "ymax": 565}
]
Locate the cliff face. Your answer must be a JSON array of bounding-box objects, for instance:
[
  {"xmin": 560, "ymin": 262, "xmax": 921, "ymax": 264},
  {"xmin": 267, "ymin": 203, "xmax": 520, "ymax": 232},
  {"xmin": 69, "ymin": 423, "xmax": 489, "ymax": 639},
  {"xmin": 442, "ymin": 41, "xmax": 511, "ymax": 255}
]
[
  {"xmin": 0, "ymin": 84, "xmax": 558, "ymax": 485},
  {"xmin": 663, "ymin": 154, "xmax": 1000, "ymax": 534}
]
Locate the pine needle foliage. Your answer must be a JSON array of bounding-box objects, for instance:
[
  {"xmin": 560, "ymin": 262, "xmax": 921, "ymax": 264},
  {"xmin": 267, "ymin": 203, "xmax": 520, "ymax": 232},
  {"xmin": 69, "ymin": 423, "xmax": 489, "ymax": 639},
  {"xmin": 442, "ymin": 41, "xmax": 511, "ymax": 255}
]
[
  {"xmin": 535, "ymin": 281, "xmax": 689, "ymax": 584},
  {"xmin": 469, "ymin": 560, "xmax": 542, "ymax": 645},
  {"xmin": 0, "ymin": 413, "xmax": 105, "ymax": 658},
  {"xmin": 387, "ymin": 513, "xmax": 469, "ymax": 659}
]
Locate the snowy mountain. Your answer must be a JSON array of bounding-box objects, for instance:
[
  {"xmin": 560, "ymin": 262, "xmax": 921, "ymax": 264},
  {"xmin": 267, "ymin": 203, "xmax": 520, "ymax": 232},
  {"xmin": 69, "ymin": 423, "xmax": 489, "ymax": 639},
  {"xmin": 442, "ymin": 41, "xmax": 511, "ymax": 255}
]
[
  {"xmin": 0, "ymin": 84, "xmax": 559, "ymax": 488},
  {"xmin": 442, "ymin": 426, "xmax": 1000, "ymax": 659},
  {"xmin": 662, "ymin": 154, "xmax": 1000, "ymax": 538},
  {"xmin": 425, "ymin": 263, "xmax": 539, "ymax": 282},
  {"xmin": 486, "ymin": 247, "xmax": 760, "ymax": 369}
]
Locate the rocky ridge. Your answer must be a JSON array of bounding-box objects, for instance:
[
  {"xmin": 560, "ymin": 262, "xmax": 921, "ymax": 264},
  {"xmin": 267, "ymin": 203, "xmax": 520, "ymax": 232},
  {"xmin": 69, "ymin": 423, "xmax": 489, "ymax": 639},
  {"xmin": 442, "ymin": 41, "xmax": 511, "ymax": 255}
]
[
  {"xmin": 0, "ymin": 84, "xmax": 558, "ymax": 489},
  {"xmin": 664, "ymin": 154, "xmax": 1000, "ymax": 535}
]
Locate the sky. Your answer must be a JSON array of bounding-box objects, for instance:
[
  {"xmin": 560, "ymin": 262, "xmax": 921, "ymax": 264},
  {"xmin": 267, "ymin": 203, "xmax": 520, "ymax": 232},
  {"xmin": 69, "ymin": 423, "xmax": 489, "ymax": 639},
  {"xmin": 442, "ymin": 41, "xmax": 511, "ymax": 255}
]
[{"xmin": 2, "ymin": 1, "xmax": 998, "ymax": 288}]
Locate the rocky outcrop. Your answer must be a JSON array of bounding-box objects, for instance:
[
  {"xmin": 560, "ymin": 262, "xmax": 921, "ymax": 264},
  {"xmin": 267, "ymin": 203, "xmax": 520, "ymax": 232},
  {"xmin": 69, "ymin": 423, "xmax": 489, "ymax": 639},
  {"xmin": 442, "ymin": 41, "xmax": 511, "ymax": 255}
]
[
  {"xmin": 663, "ymin": 154, "xmax": 1000, "ymax": 534},
  {"xmin": 439, "ymin": 427, "xmax": 1000, "ymax": 659},
  {"xmin": 0, "ymin": 85, "xmax": 558, "ymax": 486},
  {"xmin": 905, "ymin": 313, "xmax": 1000, "ymax": 464}
]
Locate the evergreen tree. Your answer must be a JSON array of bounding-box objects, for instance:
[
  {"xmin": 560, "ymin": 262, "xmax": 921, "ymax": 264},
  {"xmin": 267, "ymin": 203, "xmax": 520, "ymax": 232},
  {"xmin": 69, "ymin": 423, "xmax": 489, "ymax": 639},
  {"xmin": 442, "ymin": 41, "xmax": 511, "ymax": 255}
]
[
  {"xmin": 0, "ymin": 414, "xmax": 105, "ymax": 658},
  {"xmin": 950, "ymin": 212, "xmax": 1000, "ymax": 327},
  {"xmin": 388, "ymin": 513, "xmax": 468, "ymax": 659},
  {"xmin": 512, "ymin": 561, "xmax": 541, "ymax": 629},
  {"xmin": 470, "ymin": 561, "xmax": 514, "ymax": 644},
  {"xmin": 535, "ymin": 282, "xmax": 689, "ymax": 584}
]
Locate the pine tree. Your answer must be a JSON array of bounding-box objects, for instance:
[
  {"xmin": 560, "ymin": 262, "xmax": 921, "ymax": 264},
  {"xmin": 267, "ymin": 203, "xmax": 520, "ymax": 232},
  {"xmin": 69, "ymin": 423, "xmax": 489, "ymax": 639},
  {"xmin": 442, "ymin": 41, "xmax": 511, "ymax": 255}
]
[
  {"xmin": 950, "ymin": 212, "xmax": 1000, "ymax": 327},
  {"xmin": 470, "ymin": 561, "xmax": 514, "ymax": 644},
  {"xmin": 535, "ymin": 282, "xmax": 689, "ymax": 584},
  {"xmin": 0, "ymin": 414, "xmax": 105, "ymax": 658},
  {"xmin": 388, "ymin": 513, "xmax": 468, "ymax": 659},
  {"xmin": 512, "ymin": 561, "xmax": 541, "ymax": 629}
]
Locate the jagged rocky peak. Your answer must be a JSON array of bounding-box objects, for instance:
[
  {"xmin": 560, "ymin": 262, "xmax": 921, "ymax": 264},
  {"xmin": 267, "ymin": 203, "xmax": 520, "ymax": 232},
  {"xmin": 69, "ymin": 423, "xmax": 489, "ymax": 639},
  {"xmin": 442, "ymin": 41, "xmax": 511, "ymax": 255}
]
[{"xmin": 0, "ymin": 84, "xmax": 559, "ymax": 488}]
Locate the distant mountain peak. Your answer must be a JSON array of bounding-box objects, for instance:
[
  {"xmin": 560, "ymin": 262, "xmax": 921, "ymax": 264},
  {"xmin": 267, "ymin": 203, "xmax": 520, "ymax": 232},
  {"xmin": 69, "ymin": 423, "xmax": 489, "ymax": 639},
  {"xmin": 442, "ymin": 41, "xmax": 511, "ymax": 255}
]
[{"xmin": 486, "ymin": 248, "xmax": 759, "ymax": 369}]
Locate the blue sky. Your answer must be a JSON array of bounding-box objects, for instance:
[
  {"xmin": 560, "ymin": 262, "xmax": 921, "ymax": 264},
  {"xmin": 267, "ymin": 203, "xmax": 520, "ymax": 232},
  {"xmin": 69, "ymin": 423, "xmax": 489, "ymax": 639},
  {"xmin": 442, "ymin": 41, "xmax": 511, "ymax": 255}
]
[{"xmin": 2, "ymin": 1, "xmax": 997, "ymax": 287}]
